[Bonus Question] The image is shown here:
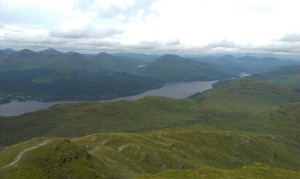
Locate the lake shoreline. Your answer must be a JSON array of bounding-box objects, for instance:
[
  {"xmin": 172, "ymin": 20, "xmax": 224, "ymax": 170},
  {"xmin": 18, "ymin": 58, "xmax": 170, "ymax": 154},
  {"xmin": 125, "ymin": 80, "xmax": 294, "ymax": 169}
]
[{"xmin": 0, "ymin": 80, "xmax": 217, "ymax": 117}]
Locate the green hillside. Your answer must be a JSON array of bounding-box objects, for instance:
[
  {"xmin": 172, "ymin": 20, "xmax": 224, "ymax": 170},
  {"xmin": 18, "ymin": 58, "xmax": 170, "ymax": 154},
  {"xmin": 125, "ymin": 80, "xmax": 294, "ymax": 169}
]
[
  {"xmin": 0, "ymin": 97, "xmax": 200, "ymax": 146},
  {"xmin": 189, "ymin": 79, "xmax": 300, "ymax": 139},
  {"xmin": 0, "ymin": 139, "xmax": 110, "ymax": 179},
  {"xmin": 0, "ymin": 130, "xmax": 299, "ymax": 178}
]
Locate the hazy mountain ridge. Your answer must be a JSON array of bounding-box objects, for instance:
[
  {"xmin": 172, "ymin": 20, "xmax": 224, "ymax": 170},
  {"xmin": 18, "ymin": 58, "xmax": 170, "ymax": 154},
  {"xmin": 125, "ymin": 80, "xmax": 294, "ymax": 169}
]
[
  {"xmin": 193, "ymin": 55, "xmax": 299, "ymax": 74},
  {"xmin": 250, "ymin": 65, "xmax": 300, "ymax": 90}
]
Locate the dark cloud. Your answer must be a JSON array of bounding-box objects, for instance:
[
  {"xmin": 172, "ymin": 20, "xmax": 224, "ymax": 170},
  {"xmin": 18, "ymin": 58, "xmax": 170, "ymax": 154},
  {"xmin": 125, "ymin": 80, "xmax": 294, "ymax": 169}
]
[
  {"xmin": 280, "ymin": 33, "xmax": 300, "ymax": 42},
  {"xmin": 49, "ymin": 26, "xmax": 123, "ymax": 39}
]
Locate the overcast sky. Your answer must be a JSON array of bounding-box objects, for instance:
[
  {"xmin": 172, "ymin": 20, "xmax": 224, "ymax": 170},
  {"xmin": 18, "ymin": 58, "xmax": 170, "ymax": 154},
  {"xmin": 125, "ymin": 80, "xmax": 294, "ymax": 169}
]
[{"xmin": 0, "ymin": 0, "xmax": 299, "ymax": 55}]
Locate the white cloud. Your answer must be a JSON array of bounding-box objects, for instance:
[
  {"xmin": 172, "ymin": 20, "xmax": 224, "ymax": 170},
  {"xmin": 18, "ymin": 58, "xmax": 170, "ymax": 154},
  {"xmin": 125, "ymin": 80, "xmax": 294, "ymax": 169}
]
[
  {"xmin": 280, "ymin": 33, "xmax": 300, "ymax": 43},
  {"xmin": 206, "ymin": 40, "xmax": 238, "ymax": 48},
  {"xmin": 0, "ymin": 0, "xmax": 300, "ymax": 55},
  {"xmin": 49, "ymin": 22, "xmax": 123, "ymax": 39}
]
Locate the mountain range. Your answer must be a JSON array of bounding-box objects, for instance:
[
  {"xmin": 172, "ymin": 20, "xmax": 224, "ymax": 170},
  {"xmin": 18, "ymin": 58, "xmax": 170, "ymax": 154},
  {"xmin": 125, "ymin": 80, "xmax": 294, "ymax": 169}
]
[{"xmin": 1, "ymin": 48, "xmax": 298, "ymax": 103}]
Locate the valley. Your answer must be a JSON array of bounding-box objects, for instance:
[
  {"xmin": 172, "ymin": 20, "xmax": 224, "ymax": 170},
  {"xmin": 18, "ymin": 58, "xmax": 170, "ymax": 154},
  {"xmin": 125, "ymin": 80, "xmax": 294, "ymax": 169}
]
[
  {"xmin": 0, "ymin": 49, "xmax": 299, "ymax": 178},
  {"xmin": 0, "ymin": 80, "xmax": 216, "ymax": 116}
]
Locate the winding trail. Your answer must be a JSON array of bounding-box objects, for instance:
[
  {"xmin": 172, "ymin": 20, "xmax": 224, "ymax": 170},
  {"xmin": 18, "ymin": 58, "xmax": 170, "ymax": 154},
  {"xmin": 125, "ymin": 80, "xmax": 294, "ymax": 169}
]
[{"xmin": 1, "ymin": 139, "xmax": 52, "ymax": 169}]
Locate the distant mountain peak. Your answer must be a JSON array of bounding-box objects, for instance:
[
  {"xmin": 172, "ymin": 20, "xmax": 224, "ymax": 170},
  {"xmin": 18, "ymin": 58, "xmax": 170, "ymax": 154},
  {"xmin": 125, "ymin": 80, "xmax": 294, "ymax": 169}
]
[
  {"xmin": 19, "ymin": 49, "xmax": 34, "ymax": 53},
  {"xmin": 9, "ymin": 49, "xmax": 36, "ymax": 58},
  {"xmin": 160, "ymin": 54, "xmax": 181, "ymax": 59},
  {"xmin": 95, "ymin": 52, "xmax": 115, "ymax": 61},
  {"xmin": 66, "ymin": 51, "xmax": 80, "ymax": 55},
  {"xmin": 0, "ymin": 48, "xmax": 16, "ymax": 56},
  {"xmin": 18, "ymin": 49, "xmax": 35, "ymax": 55},
  {"xmin": 40, "ymin": 48, "xmax": 62, "ymax": 55},
  {"xmin": 155, "ymin": 54, "xmax": 186, "ymax": 63},
  {"xmin": 221, "ymin": 54, "xmax": 235, "ymax": 59},
  {"xmin": 97, "ymin": 52, "xmax": 112, "ymax": 57},
  {"xmin": 42, "ymin": 48, "xmax": 60, "ymax": 52},
  {"xmin": 3, "ymin": 48, "xmax": 16, "ymax": 55}
]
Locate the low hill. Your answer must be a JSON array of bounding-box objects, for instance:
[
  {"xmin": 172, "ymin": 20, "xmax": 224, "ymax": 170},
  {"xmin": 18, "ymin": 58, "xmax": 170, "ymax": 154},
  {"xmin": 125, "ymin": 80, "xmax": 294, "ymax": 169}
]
[{"xmin": 136, "ymin": 54, "xmax": 233, "ymax": 82}]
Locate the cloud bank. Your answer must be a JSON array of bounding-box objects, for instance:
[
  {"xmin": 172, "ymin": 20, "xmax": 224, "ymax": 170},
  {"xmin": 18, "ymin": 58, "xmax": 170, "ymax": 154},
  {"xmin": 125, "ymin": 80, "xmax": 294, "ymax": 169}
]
[{"xmin": 0, "ymin": 0, "xmax": 299, "ymax": 55}]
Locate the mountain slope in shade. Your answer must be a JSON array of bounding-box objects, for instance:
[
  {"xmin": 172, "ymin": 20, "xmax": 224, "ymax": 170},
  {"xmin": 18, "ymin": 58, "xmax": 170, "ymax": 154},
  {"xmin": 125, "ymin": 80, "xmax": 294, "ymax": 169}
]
[
  {"xmin": 0, "ymin": 49, "xmax": 16, "ymax": 58},
  {"xmin": 0, "ymin": 49, "xmax": 100, "ymax": 71},
  {"xmin": 0, "ymin": 69, "xmax": 163, "ymax": 102},
  {"xmin": 112, "ymin": 52, "xmax": 159, "ymax": 62},
  {"xmin": 38, "ymin": 48, "xmax": 64, "ymax": 58},
  {"xmin": 89, "ymin": 52, "xmax": 144, "ymax": 72},
  {"xmin": 137, "ymin": 54, "xmax": 233, "ymax": 82}
]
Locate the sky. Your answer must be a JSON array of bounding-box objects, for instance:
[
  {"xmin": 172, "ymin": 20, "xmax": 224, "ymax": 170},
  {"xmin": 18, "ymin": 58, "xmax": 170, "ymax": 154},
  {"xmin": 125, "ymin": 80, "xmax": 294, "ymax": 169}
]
[{"xmin": 0, "ymin": 0, "xmax": 300, "ymax": 55}]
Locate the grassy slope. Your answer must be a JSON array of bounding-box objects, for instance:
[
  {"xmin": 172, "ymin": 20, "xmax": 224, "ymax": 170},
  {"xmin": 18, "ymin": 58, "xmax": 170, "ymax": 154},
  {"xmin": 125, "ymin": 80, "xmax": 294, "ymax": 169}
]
[
  {"xmin": 0, "ymin": 130, "xmax": 299, "ymax": 178},
  {"xmin": 0, "ymin": 97, "xmax": 201, "ymax": 146},
  {"xmin": 188, "ymin": 79, "xmax": 300, "ymax": 139},
  {"xmin": 137, "ymin": 163, "xmax": 300, "ymax": 179},
  {"xmin": 0, "ymin": 139, "xmax": 110, "ymax": 179}
]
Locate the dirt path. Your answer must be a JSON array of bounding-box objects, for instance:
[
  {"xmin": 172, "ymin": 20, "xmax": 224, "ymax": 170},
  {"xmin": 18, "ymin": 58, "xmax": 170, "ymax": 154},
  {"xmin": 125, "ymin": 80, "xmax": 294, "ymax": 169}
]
[{"xmin": 1, "ymin": 139, "xmax": 52, "ymax": 169}]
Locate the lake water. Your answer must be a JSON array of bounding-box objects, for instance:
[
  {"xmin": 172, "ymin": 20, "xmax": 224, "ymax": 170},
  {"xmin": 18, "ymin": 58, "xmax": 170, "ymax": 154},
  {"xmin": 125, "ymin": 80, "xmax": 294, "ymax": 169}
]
[{"xmin": 0, "ymin": 80, "xmax": 216, "ymax": 116}]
